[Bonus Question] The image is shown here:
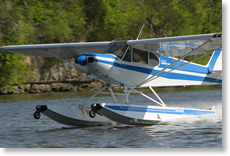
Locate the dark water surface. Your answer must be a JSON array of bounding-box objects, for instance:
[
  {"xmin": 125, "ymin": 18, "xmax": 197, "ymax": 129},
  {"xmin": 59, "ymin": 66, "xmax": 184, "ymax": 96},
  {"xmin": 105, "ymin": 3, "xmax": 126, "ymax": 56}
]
[{"xmin": 0, "ymin": 87, "xmax": 222, "ymax": 148}]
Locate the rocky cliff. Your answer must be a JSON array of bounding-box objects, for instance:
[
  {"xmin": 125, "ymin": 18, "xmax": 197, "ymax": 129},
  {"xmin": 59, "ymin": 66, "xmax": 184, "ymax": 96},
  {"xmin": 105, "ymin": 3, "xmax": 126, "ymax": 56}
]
[
  {"xmin": 0, "ymin": 56, "xmax": 102, "ymax": 94},
  {"xmin": 26, "ymin": 57, "xmax": 87, "ymax": 83}
]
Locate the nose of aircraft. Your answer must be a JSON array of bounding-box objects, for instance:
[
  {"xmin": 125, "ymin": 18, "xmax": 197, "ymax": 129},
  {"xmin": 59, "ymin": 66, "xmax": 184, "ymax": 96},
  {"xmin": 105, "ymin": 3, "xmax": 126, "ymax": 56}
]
[
  {"xmin": 75, "ymin": 55, "xmax": 87, "ymax": 66},
  {"xmin": 75, "ymin": 54, "xmax": 97, "ymax": 75}
]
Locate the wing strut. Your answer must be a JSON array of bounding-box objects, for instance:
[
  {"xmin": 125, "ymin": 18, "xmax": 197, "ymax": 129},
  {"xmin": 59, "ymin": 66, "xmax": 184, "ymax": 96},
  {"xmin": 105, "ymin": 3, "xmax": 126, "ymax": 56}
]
[
  {"xmin": 137, "ymin": 39, "xmax": 211, "ymax": 87},
  {"xmin": 149, "ymin": 50, "xmax": 214, "ymax": 82},
  {"xmin": 45, "ymin": 50, "xmax": 77, "ymax": 67},
  {"xmin": 79, "ymin": 85, "xmax": 108, "ymax": 109}
]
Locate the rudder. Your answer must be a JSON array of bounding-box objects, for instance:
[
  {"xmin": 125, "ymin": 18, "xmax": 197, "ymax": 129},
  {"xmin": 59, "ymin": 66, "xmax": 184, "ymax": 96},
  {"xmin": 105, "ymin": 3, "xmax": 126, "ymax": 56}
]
[{"xmin": 207, "ymin": 49, "xmax": 222, "ymax": 73}]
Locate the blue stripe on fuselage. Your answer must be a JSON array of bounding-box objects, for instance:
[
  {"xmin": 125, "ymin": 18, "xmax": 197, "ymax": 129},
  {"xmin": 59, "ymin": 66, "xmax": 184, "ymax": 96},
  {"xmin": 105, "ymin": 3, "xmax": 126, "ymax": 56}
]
[
  {"xmin": 86, "ymin": 53, "xmax": 208, "ymax": 74},
  {"xmin": 82, "ymin": 53, "xmax": 222, "ymax": 83},
  {"xmin": 158, "ymin": 55, "xmax": 208, "ymax": 74}
]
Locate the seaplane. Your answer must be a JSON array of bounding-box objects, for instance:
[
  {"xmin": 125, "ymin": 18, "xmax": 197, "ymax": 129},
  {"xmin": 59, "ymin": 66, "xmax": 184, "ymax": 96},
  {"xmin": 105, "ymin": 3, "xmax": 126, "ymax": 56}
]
[{"xmin": 0, "ymin": 32, "xmax": 222, "ymax": 126}]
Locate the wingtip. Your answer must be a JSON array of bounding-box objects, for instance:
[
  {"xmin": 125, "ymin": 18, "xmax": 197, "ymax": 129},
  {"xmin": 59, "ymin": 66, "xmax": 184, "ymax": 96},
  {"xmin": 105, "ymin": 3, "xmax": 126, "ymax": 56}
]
[
  {"xmin": 213, "ymin": 33, "xmax": 222, "ymax": 38},
  {"xmin": 0, "ymin": 46, "xmax": 12, "ymax": 52}
]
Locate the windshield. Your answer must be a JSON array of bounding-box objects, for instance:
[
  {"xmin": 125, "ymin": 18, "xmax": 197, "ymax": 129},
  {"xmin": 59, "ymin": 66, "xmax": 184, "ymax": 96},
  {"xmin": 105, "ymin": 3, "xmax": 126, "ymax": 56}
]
[
  {"xmin": 105, "ymin": 41, "xmax": 159, "ymax": 66},
  {"xmin": 106, "ymin": 41, "xmax": 127, "ymax": 59}
]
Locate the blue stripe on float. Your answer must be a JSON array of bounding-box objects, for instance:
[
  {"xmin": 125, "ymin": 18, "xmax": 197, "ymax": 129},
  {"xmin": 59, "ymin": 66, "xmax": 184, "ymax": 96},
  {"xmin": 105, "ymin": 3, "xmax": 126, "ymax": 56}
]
[{"xmin": 105, "ymin": 105, "xmax": 215, "ymax": 115}]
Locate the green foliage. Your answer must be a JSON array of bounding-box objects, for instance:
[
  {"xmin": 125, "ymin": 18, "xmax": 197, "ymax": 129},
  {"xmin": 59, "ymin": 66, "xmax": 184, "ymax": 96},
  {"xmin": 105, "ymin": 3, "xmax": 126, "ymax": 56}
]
[
  {"xmin": 185, "ymin": 50, "xmax": 214, "ymax": 65},
  {"xmin": 0, "ymin": 0, "xmax": 86, "ymax": 87},
  {"xmin": 0, "ymin": 0, "xmax": 222, "ymax": 87},
  {"xmin": 143, "ymin": 0, "xmax": 222, "ymax": 37},
  {"xmin": 102, "ymin": 0, "xmax": 146, "ymax": 40},
  {"xmin": 0, "ymin": 52, "xmax": 34, "ymax": 87}
]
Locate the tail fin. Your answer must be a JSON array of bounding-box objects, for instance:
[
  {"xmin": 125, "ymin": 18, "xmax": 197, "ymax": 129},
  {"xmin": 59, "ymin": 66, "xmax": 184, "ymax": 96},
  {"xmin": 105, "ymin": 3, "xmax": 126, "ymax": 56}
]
[{"xmin": 207, "ymin": 49, "xmax": 222, "ymax": 73}]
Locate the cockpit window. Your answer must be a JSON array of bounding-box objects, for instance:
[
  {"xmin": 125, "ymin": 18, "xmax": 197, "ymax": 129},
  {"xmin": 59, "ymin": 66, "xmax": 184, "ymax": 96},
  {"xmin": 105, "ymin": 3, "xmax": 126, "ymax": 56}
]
[
  {"xmin": 132, "ymin": 48, "xmax": 159, "ymax": 66},
  {"xmin": 105, "ymin": 41, "xmax": 159, "ymax": 66},
  {"xmin": 133, "ymin": 48, "xmax": 148, "ymax": 64},
  {"xmin": 149, "ymin": 52, "xmax": 159, "ymax": 66}
]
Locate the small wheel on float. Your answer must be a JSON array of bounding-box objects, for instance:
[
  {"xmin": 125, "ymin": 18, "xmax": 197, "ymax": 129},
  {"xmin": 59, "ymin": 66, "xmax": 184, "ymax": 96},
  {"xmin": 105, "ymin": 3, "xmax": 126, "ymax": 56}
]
[
  {"xmin": 89, "ymin": 110, "xmax": 96, "ymax": 118},
  {"xmin": 34, "ymin": 111, "xmax": 41, "ymax": 119}
]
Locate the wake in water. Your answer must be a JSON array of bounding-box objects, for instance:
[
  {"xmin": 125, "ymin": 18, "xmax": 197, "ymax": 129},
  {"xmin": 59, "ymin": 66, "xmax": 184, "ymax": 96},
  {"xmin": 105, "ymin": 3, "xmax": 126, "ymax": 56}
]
[{"xmin": 159, "ymin": 104, "xmax": 222, "ymax": 125}]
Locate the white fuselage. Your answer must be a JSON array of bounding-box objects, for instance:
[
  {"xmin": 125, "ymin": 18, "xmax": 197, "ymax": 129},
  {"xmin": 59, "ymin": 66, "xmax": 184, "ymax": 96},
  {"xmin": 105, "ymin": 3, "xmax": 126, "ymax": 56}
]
[{"xmin": 75, "ymin": 52, "xmax": 222, "ymax": 88}]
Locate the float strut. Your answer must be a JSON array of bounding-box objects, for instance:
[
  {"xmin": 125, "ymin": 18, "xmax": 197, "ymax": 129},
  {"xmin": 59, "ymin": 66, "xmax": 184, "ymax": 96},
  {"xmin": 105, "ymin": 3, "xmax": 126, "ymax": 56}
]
[{"xmin": 124, "ymin": 85, "xmax": 129, "ymax": 104}]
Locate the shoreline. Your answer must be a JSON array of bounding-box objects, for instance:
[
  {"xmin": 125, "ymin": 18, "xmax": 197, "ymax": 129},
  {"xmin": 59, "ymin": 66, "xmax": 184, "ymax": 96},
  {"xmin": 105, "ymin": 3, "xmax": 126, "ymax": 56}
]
[
  {"xmin": 0, "ymin": 81, "xmax": 222, "ymax": 95},
  {"xmin": 0, "ymin": 81, "xmax": 103, "ymax": 95}
]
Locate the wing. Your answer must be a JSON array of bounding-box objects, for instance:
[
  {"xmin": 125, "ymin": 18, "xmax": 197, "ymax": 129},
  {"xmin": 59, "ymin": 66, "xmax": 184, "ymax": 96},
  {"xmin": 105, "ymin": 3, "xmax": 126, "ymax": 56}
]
[
  {"xmin": 127, "ymin": 33, "xmax": 222, "ymax": 57},
  {"xmin": 0, "ymin": 33, "xmax": 221, "ymax": 58},
  {"xmin": 0, "ymin": 42, "xmax": 111, "ymax": 58}
]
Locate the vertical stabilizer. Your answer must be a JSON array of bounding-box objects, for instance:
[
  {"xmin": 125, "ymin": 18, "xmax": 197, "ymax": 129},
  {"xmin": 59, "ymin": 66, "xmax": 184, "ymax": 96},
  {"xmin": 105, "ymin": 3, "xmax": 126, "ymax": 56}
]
[{"xmin": 207, "ymin": 49, "xmax": 222, "ymax": 73}]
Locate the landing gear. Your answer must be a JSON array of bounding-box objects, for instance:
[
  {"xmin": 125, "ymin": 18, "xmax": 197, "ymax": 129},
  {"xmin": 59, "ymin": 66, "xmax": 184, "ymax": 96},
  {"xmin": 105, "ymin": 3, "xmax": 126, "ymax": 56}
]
[{"xmin": 33, "ymin": 105, "xmax": 48, "ymax": 119}]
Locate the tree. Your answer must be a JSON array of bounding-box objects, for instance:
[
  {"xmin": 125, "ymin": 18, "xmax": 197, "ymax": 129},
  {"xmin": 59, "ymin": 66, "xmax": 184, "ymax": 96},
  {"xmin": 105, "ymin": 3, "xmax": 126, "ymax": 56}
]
[
  {"xmin": 0, "ymin": 0, "xmax": 87, "ymax": 87},
  {"xmin": 143, "ymin": 0, "xmax": 222, "ymax": 37},
  {"xmin": 0, "ymin": 52, "xmax": 32, "ymax": 87},
  {"xmin": 0, "ymin": 0, "xmax": 35, "ymax": 87},
  {"xmin": 0, "ymin": 0, "xmax": 222, "ymax": 87}
]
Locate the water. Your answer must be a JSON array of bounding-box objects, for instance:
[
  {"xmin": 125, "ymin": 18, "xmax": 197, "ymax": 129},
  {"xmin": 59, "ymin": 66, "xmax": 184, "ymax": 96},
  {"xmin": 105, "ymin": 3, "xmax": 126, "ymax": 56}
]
[{"xmin": 0, "ymin": 87, "xmax": 222, "ymax": 148}]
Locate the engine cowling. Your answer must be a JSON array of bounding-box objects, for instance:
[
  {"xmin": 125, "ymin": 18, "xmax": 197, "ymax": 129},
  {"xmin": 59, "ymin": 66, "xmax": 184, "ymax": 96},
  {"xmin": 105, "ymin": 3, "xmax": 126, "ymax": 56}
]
[
  {"xmin": 75, "ymin": 55, "xmax": 95, "ymax": 66},
  {"xmin": 75, "ymin": 55, "xmax": 87, "ymax": 66}
]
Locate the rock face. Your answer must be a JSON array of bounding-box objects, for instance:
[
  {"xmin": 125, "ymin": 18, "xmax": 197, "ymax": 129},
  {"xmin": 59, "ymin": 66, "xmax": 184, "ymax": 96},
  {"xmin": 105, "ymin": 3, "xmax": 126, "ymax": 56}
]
[
  {"xmin": 26, "ymin": 57, "xmax": 88, "ymax": 83},
  {"xmin": 0, "ymin": 56, "xmax": 103, "ymax": 94},
  {"xmin": 0, "ymin": 86, "xmax": 25, "ymax": 94}
]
